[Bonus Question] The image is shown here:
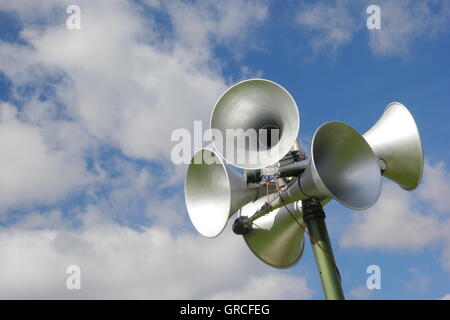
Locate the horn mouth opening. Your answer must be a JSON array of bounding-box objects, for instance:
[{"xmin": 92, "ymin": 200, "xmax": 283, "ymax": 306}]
[
  {"xmin": 244, "ymin": 235, "xmax": 305, "ymax": 269},
  {"xmin": 184, "ymin": 148, "xmax": 232, "ymax": 238},
  {"xmin": 366, "ymin": 102, "xmax": 424, "ymax": 190},
  {"xmin": 311, "ymin": 122, "xmax": 382, "ymax": 210},
  {"xmin": 386, "ymin": 102, "xmax": 424, "ymax": 190},
  {"xmin": 210, "ymin": 78, "xmax": 300, "ymax": 169}
]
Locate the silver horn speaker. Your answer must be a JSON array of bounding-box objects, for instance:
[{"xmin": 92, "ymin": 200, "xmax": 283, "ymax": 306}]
[
  {"xmin": 363, "ymin": 102, "xmax": 424, "ymax": 190},
  {"xmin": 239, "ymin": 199, "xmax": 305, "ymax": 268},
  {"xmin": 245, "ymin": 122, "xmax": 382, "ymax": 217},
  {"xmin": 210, "ymin": 78, "xmax": 300, "ymax": 170},
  {"xmin": 185, "ymin": 148, "xmax": 274, "ymax": 238}
]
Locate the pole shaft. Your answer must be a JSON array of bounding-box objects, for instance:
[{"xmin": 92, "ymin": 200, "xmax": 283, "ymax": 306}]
[{"xmin": 303, "ymin": 200, "xmax": 345, "ymax": 300}]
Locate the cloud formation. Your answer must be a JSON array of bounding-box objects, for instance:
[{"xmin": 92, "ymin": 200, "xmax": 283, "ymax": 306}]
[
  {"xmin": 296, "ymin": 0, "xmax": 450, "ymax": 56},
  {"xmin": 296, "ymin": 1, "xmax": 357, "ymax": 53},
  {"xmin": 0, "ymin": 0, "xmax": 314, "ymax": 299},
  {"xmin": 0, "ymin": 102, "xmax": 91, "ymax": 210},
  {"xmin": 0, "ymin": 218, "xmax": 310, "ymax": 299},
  {"xmin": 340, "ymin": 161, "xmax": 450, "ymax": 277}
]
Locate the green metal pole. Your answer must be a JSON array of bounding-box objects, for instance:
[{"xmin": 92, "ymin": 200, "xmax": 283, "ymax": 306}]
[{"xmin": 303, "ymin": 199, "xmax": 345, "ymax": 300}]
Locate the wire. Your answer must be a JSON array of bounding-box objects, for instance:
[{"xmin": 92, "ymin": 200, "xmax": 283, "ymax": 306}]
[
  {"xmin": 274, "ymin": 179, "xmax": 341, "ymax": 279},
  {"xmin": 247, "ymin": 174, "xmax": 340, "ymax": 279},
  {"xmin": 246, "ymin": 182, "xmax": 266, "ymax": 190}
]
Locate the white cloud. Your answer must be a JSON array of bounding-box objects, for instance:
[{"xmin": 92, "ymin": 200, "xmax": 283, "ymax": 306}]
[
  {"xmin": 0, "ymin": 0, "xmax": 270, "ymax": 209},
  {"xmin": 418, "ymin": 162, "xmax": 450, "ymax": 212},
  {"xmin": 340, "ymin": 160, "xmax": 450, "ymax": 279},
  {"xmin": 296, "ymin": 2, "xmax": 357, "ymax": 53},
  {"xmin": 0, "ymin": 103, "xmax": 91, "ymax": 210},
  {"xmin": 441, "ymin": 293, "xmax": 450, "ymax": 300},
  {"xmin": 0, "ymin": 155, "xmax": 312, "ymax": 299},
  {"xmin": 0, "ymin": 0, "xmax": 313, "ymax": 300},
  {"xmin": 340, "ymin": 181, "xmax": 441, "ymax": 251},
  {"xmin": 210, "ymin": 274, "xmax": 312, "ymax": 300},
  {"xmin": 296, "ymin": 0, "xmax": 450, "ymax": 56},
  {"xmin": 16, "ymin": 1, "xmax": 224, "ymax": 161},
  {"xmin": 165, "ymin": 0, "xmax": 268, "ymax": 50},
  {"xmin": 349, "ymin": 285, "xmax": 373, "ymax": 299},
  {"xmin": 0, "ymin": 0, "xmax": 62, "ymax": 23},
  {"xmin": 368, "ymin": 0, "xmax": 450, "ymax": 56},
  {"xmin": 1, "ymin": 0, "xmax": 268, "ymax": 165},
  {"xmin": 0, "ymin": 219, "xmax": 311, "ymax": 299}
]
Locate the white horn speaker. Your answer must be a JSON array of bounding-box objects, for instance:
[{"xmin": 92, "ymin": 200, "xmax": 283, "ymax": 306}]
[
  {"xmin": 210, "ymin": 79, "xmax": 300, "ymax": 170},
  {"xmin": 185, "ymin": 148, "xmax": 274, "ymax": 238},
  {"xmin": 363, "ymin": 102, "xmax": 424, "ymax": 190},
  {"xmin": 239, "ymin": 199, "xmax": 306, "ymax": 268},
  {"xmin": 251, "ymin": 122, "xmax": 382, "ymax": 214}
]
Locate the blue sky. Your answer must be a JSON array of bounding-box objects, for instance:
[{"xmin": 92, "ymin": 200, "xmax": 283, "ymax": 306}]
[{"xmin": 0, "ymin": 0, "xmax": 449, "ymax": 299}]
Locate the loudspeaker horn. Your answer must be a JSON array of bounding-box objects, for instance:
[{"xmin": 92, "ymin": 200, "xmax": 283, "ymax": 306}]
[
  {"xmin": 185, "ymin": 148, "xmax": 275, "ymax": 238},
  {"xmin": 210, "ymin": 79, "xmax": 300, "ymax": 170},
  {"xmin": 245, "ymin": 122, "xmax": 382, "ymax": 217},
  {"xmin": 363, "ymin": 102, "xmax": 424, "ymax": 190},
  {"xmin": 239, "ymin": 198, "xmax": 305, "ymax": 268}
]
